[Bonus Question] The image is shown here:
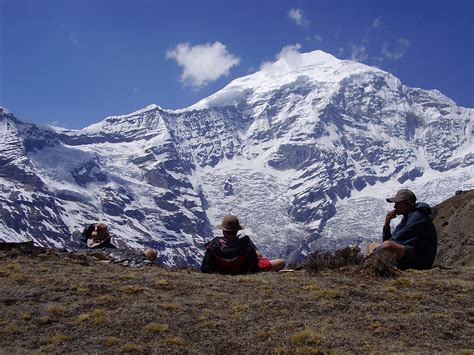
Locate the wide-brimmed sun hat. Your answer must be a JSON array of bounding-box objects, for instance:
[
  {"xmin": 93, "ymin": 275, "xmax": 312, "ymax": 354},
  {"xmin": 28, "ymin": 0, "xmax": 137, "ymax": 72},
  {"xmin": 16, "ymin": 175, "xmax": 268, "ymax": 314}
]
[
  {"xmin": 386, "ymin": 189, "xmax": 417, "ymax": 203},
  {"xmin": 216, "ymin": 215, "xmax": 244, "ymax": 232}
]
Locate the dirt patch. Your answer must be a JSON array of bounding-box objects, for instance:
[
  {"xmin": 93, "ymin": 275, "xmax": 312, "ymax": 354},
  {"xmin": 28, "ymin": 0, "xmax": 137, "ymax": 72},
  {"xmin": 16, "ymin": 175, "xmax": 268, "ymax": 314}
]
[{"xmin": 1, "ymin": 250, "xmax": 473, "ymax": 353}]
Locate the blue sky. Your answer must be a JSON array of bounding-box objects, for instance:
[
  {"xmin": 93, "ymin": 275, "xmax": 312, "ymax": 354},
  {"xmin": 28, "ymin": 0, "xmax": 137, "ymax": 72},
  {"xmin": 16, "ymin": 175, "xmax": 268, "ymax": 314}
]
[{"xmin": 1, "ymin": 0, "xmax": 473, "ymax": 128}]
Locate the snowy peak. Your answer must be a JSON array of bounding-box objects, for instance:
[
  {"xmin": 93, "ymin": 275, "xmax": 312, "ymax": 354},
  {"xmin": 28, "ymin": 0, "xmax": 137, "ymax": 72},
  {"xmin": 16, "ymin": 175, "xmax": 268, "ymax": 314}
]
[
  {"xmin": 188, "ymin": 50, "xmax": 382, "ymax": 110},
  {"xmin": 80, "ymin": 104, "xmax": 166, "ymax": 139}
]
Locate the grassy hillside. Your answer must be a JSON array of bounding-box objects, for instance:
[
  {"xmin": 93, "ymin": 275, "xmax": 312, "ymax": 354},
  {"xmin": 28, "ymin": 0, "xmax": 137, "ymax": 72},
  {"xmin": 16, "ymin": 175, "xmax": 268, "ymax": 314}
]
[
  {"xmin": 1, "ymin": 250, "xmax": 472, "ymax": 353},
  {"xmin": 1, "ymin": 190, "xmax": 473, "ymax": 353}
]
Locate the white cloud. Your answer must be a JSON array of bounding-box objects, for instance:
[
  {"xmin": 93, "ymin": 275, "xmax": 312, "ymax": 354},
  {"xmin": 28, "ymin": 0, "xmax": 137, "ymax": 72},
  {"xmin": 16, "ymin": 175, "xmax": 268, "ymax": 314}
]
[
  {"xmin": 277, "ymin": 44, "xmax": 303, "ymax": 68},
  {"xmin": 166, "ymin": 41, "xmax": 240, "ymax": 88},
  {"xmin": 381, "ymin": 38, "xmax": 410, "ymax": 60},
  {"xmin": 372, "ymin": 17, "xmax": 382, "ymax": 29},
  {"xmin": 288, "ymin": 8, "xmax": 308, "ymax": 26},
  {"xmin": 349, "ymin": 44, "xmax": 368, "ymax": 62},
  {"xmin": 260, "ymin": 43, "xmax": 303, "ymax": 73}
]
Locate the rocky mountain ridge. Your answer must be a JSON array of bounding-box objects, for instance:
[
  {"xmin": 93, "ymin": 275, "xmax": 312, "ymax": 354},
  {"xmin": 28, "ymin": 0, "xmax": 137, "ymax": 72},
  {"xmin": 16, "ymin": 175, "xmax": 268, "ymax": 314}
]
[{"xmin": 1, "ymin": 50, "xmax": 472, "ymax": 266}]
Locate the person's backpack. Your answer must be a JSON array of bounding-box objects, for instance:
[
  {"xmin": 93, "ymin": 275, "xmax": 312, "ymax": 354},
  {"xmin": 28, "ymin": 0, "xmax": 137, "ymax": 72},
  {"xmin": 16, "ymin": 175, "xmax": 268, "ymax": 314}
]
[{"xmin": 201, "ymin": 235, "xmax": 259, "ymax": 275}]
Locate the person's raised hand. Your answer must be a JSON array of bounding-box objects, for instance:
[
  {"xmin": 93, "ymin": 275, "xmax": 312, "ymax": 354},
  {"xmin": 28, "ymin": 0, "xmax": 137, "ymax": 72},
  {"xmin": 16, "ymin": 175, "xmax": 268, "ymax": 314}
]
[{"xmin": 384, "ymin": 210, "xmax": 397, "ymax": 227}]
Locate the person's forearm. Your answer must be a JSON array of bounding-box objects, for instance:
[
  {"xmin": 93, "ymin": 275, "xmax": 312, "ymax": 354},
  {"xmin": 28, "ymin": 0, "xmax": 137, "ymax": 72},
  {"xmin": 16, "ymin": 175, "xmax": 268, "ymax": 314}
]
[{"xmin": 382, "ymin": 225, "xmax": 391, "ymax": 241}]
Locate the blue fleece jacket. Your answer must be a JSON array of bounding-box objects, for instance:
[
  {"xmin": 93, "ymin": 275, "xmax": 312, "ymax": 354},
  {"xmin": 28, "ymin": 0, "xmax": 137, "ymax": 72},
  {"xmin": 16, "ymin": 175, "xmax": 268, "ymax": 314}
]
[{"xmin": 383, "ymin": 202, "xmax": 437, "ymax": 269}]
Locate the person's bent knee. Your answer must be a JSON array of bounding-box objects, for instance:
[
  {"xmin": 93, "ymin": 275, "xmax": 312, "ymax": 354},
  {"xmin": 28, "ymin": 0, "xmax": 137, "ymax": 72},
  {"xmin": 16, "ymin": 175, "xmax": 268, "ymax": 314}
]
[
  {"xmin": 380, "ymin": 240, "xmax": 405, "ymax": 260},
  {"xmin": 271, "ymin": 259, "xmax": 286, "ymax": 272},
  {"xmin": 367, "ymin": 242, "xmax": 380, "ymax": 255}
]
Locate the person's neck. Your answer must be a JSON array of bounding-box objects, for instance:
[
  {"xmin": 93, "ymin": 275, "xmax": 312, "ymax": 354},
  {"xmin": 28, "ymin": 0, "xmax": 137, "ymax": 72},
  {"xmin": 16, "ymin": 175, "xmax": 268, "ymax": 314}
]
[
  {"xmin": 402, "ymin": 207, "xmax": 416, "ymax": 217},
  {"xmin": 223, "ymin": 232, "xmax": 238, "ymax": 240}
]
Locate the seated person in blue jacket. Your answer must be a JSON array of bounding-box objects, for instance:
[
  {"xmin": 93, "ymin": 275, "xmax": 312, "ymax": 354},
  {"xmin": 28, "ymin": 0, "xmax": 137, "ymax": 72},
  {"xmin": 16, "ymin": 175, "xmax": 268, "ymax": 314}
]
[
  {"xmin": 368, "ymin": 189, "xmax": 437, "ymax": 270},
  {"xmin": 201, "ymin": 215, "xmax": 286, "ymax": 275}
]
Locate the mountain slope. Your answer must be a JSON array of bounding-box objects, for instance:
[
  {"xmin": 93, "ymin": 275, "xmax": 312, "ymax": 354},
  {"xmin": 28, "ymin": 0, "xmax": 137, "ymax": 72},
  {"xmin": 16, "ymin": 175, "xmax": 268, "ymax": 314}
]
[
  {"xmin": 0, "ymin": 50, "xmax": 472, "ymax": 265},
  {"xmin": 433, "ymin": 190, "xmax": 474, "ymax": 268}
]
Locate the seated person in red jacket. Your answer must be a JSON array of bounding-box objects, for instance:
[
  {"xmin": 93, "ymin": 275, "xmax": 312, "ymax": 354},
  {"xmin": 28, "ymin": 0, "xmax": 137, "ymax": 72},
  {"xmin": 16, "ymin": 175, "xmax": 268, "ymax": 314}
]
[{"xmin": 200, "ymin": 215, "xmax": 286, "ymax": 275}]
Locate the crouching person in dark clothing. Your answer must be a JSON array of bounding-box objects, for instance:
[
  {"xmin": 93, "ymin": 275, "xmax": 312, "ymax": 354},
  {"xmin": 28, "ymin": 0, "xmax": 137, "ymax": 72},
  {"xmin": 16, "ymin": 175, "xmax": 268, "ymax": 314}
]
[
  {"xmin": 78, "ymin": 223, "xmax": 158, "ymax": 266},
  {"xmin": 201, "ymin": 215, "xmax": 285, "ymax": 275},
  {"xmin": 80, "ymin": 223, "xmax": 116, "ymax": 249},
  {"xmin": 368, "ymin": 189, "xmax": 437, "ymax": 270}
]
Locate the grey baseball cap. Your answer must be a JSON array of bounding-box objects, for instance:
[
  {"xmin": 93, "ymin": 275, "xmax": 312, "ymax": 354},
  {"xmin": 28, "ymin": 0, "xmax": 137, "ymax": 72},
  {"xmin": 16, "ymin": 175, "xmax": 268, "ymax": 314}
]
[{"xmin": 386, "ymin": 189, "xmax": 417, "ymax": 203}]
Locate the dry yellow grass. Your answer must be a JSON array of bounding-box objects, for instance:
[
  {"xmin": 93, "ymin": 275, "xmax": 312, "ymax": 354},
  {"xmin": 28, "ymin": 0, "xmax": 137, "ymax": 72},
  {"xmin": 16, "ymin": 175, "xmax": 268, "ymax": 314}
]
[
  {"xmin": 143, "ymin": 322, "xmax": 169, "ymax": 333},
  {"xmin": 0, "ymin": 251, "xmax": 473, "ymax": 353}
]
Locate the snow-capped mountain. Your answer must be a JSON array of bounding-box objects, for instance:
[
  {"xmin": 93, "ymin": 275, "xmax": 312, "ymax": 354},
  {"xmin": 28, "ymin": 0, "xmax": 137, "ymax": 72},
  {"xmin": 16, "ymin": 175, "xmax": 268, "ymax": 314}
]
[{"xmin": 1, "ymin": 50, "xmax": 472, "ymax": 266}]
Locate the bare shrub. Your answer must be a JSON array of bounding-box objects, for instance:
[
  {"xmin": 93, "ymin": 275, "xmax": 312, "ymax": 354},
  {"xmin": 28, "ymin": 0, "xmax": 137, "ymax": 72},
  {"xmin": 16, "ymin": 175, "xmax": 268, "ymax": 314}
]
[
  {"xmin": 302, "ymin": 246, "xmax": 363, "ymax": 272},
  {"xmin": 363, "ymin": 251, "xmax": 399, "ymax": 278}
]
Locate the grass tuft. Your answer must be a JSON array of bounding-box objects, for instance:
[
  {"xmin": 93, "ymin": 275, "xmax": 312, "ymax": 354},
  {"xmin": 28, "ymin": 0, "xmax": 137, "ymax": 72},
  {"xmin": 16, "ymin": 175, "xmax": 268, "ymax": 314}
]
[
  {"xmin": 407, "ymin": 292, "xmax": 424, "ymax": 300},
  {"xmin": 121, "ymin": 343, "xmax": 141, "ymax": 353},
  {"xmin": 236, "ymin": 275, "xmax": 263, "ymax": 283},
  {"xmin": 257, "ymin": 329, "xmax": 274, "ymax": 339},
  {"xmin": 48, "ymin": 334, "xmax": 71, "ymax": 344},
  {"xmin": 75, "ymin": 286, "xmax": 89, "ymax": 294},
  {"xmin": 371, "ymin": 321, "xmax": 383, "ymax": 329},
  {"xmin": 103, "ymin": 336, "xmax": 120, "ymax": 346},
  {"xmin": 78, "ymin": 309, "xmax": 108, "ymax": 325},
  {"xmin": 389, "ymin": 278, "xmax": 413, "ymax": 287},
  {"xmin": 363, "ymin": 251, "xmax": 399, "ymax": 278},
  {"xmin": 38, "ymin": 316, "xmax": 52, "ymax": 325},
  {"xmin": 165, "ymin": 336, "xmax": 185, "ymax": 346},
  {"xmin": 295, "ymin": 346, "xmax": 322, "ymax": 354},
  {"xmin": 20, "ymin": 312, "xmax": 32, "ymax": 320},
  {"xmin": 120, "ymin": 271, "xmax": 138, "ymax": 280},
  {"xmin": 311, "ymin": 288, "xmax": 343, "ymax": 299},
  {"xmin": 91, "ymin": 308, "xmax": 107, "ymax": 317},
  {"xmin": 3, "ymin": 323, "xmax": 19, "ymax": 334},
  {"xmin": 78, "ymin": 313, "xmax": 90, "ymax": 322},
  {"xmin": 290, "ymin": 329, "xmax": 324, "ymax": 346},
  {"xmin": 97, "ymin": 294, "xmax": 115, "ymax": 303},
  {"xmin": 119, "ymin": 285, "xmax": 144, "ymax": 294},
  {"xmin": 230, "ymin": 303, "xmax": 250, "ymax": 319},
  {"xmin": 154, "ymin": 278, "xmax": 170, "ymax": 287},
  {"xmin": 160, "ymin": 303, "xmax": 180, "ymax": 311},
  {"xmin": 46, "ymin": 304, "xmax": 66, "ymax": 314},
  {"xmin": 274, "ymin": 346, "xmax": 288, "ymax": 354},
  {"xmin": 92, "ymin": 317, "xmax": 108, "ymax": 325},
  {"xmin": 143, "ymin": 322, "xmax": 169, "ymax": 333}
]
